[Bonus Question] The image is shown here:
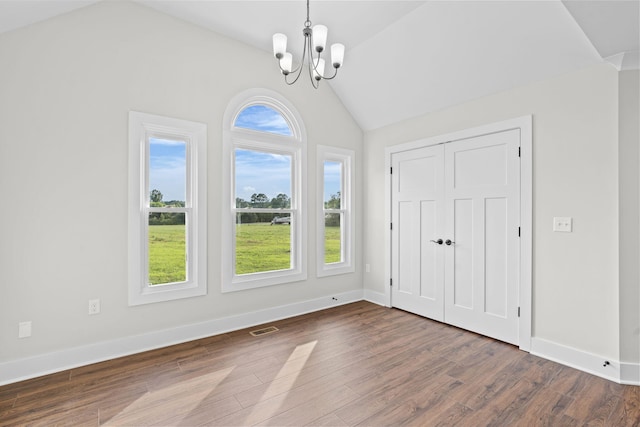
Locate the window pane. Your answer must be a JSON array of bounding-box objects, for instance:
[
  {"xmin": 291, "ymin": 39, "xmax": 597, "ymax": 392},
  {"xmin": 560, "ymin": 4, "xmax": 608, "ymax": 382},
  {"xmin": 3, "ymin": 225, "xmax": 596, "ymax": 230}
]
[
  {"xmin": 324, "ymin": 161, "xmax": 342, "ymax": 208},
  {"xmin": 235, "ymin": 148, "xmax": 292, "ymax": 206},
  {"xmin": 324, "ymin": 213, "xmax": 342, "ymax": 264},
  {"xmin": 148, "ymin": 213, "xmax": 186, "ymax": 285},
  {"xmin": 235, "ymin": 213, "xmax": 292, "ymax": 274},
  {"xmin": 149, "ymin": 138, "xmax": 186, "ymax": 207},
  {"xmin": 234, "ymin": 105, "xmax": 292, "ymax": 136}
]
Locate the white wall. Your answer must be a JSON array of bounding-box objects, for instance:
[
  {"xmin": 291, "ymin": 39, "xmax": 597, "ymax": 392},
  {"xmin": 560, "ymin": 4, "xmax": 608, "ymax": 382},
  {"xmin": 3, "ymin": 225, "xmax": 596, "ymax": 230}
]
[
  {"xmin": 619, "ymin": 70, "xmax": 640, "ymax": 366},
  {"xmin": 364, "ymin": 63, "xmax": 620, "ymax": 359},
  {"xmin": 0, "ymin": 1, "xmax": 363, "ymax": 365}
]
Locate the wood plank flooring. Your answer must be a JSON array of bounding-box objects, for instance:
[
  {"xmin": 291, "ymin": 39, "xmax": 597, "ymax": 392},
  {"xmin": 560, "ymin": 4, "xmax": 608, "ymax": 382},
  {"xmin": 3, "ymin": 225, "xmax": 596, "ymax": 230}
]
[{"xmin": 1, "ymin": 301, "xmax": 639, "ymax": 426}]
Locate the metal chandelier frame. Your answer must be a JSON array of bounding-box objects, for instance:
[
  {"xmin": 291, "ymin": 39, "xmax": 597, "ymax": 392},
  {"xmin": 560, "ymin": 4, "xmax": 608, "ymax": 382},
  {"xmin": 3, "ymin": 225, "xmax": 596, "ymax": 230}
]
[{"xmin": 272, "ymin": 0, "xmax": 345, "ymax": 89}]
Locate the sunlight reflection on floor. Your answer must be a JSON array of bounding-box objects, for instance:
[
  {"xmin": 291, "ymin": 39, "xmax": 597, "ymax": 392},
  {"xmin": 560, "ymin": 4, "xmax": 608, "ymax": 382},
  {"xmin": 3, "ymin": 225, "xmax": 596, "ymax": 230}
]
[
  {"xmin": 244, "ymin": 340, "xmax": 318, "ymax": 424},
  {"xmin": 103, "ymin": 366, "xmax": 234, "ymax": 425}
]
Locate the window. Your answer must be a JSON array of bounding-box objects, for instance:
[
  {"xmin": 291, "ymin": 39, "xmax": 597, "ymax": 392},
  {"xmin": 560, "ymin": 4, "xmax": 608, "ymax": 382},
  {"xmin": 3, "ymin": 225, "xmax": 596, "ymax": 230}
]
[
  {"xmin": 234, "ymin": 105, "xmax": 293, "ymax": 136},
  {"xmin": 317, "ymin": 145, "xmax": 354, "ymax": 277},
  {"xmin": 128, "ymin": 111, "xmax": 207, "ymax": 305},
  {"xmin": 222, "ymin": 90, "xmax": 307, "ymax": 291}
]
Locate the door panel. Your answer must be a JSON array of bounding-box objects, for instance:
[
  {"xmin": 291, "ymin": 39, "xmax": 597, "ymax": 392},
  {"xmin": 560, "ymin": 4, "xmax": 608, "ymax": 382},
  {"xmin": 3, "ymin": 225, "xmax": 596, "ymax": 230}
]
[
  {"xmin": 399, "ymin": 155, "xmax": 438, "ymax": 193},
  {"xmin": 485, "ymin": 197, "xmax": 508, "ymax": 318},
  {"xmin": 420, "ymin": 201, "xmax": 438, "ymax": 300},
  {"xmin": 454, "ymin": 143, "xmax": 508, "ymax": 188},
  {"xmin": 397, "ymin": 201, "xmax": 414, "ymax": 293},
  {"xmin": 453, "ymin": 198, "xmax": 473, "ymax": 309},
  {"xmin": 391, "ymin": 145, "xmax": 444, "ymax": 321}
]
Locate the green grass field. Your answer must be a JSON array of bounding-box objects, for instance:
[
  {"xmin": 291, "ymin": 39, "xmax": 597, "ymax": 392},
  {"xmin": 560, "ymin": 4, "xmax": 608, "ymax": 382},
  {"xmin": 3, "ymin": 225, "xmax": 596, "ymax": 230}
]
[
  {"xmin": 148, "ymin": 225, "xmax": 186, "ymax": 285},
  {"xmin": 324, "ymin": 226, "xmax": 341, "ymax": 265},
  {"xmin": 235, "ymin": 223, "xmax": 291, "ymax": 274},
  {"xmin": 235, "ymin": 223, "xmax": 341, "ymax": 274},
  {"xmin": 148, "ymin": 223, "xmax": 341, "ymax": 283}
]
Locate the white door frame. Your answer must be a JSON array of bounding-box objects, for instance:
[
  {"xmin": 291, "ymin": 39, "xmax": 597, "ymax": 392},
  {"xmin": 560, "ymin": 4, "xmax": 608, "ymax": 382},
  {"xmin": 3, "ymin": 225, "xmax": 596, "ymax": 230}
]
[{"xmin": 384, "ymin": 116, "xmax": 532, "ymax": 352}]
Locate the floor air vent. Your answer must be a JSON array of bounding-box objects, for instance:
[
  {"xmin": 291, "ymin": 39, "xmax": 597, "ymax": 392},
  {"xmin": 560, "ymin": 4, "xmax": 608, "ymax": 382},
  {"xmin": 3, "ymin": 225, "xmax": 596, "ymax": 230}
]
[{"xmin": 249, "ymin": 326, "xmax": 279, "ymax": 337}]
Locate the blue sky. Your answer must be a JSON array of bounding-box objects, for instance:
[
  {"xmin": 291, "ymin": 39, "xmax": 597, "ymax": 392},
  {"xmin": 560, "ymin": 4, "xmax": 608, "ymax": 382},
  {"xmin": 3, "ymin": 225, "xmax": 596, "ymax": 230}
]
[
  {"xmin": 235, "ymin": 105, "xmax": 292, "ymax": 136},
  {"xmin": 324, "ymin": 161, "xmax": 342, "ymax": 204},
  {"xmin": 149, "ymin": 138, "xmax": 186, "ymax": 202},
  {"xmin": 234, "ymin": 152, "xmax": 341, "ymax": 202},
  {"xmin": 234, "ymin": 105, "xmax": 294, "ymax": 201},
  {"xmin": 148, "ymin": 107, "xmax": 341, "ymax": 203},
  {"xmin": 235, "ymin": 149, "xmax": 292, "ymax": 201}
]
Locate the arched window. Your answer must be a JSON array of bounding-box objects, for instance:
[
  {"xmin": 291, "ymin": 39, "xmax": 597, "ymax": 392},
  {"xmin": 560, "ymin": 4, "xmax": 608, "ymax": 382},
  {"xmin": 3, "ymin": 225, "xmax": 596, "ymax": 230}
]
[
  {"xmin": 222, "ymin": 90, "xmax": 307, "ymax": 291},
  {"xmin": 234, "ymin": 105, "xmax": 292, "ymax": 136}
]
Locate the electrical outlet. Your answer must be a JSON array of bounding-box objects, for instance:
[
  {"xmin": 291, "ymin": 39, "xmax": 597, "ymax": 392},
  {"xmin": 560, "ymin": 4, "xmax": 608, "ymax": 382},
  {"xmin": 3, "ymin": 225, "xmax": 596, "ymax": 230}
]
[
  {"xmin": 365, "ymin": 264, "xmax": 371, "ymax": 273},
  {"xmin": 553, "ymin": 217, "xmax": 572, "ymax": 232},
  {"xmin": 88, "ymin": 299, "xmax": 101, "ymax": 315},
  {"xmin": 18, "ymin": 321, "xmax": 31, "ymax": 338}
]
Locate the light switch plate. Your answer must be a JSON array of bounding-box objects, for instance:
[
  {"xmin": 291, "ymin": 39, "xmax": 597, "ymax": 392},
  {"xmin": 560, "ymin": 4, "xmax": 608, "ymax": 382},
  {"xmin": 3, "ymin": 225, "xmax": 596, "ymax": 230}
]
[
  {"xmin": 553, "ymin": 217, "xmax": 572, "ymax": 232},
  {"xmin": 18, "ymin": 321, "xmax": 32, "ymax": 338}
]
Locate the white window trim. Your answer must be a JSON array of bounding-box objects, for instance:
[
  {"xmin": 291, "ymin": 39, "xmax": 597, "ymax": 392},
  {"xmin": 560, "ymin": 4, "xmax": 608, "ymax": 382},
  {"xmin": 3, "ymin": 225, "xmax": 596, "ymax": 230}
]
[
  {"xmin": 317, "ymin": 145, "xmax": 355, "ymax": 277},
  {"xmin": 222, "ymin": 89, "xmax": 307, "ymax": 292},
  {"xmin": 128, "ymin": 111, "xmax": 207, "ymax": 305}
]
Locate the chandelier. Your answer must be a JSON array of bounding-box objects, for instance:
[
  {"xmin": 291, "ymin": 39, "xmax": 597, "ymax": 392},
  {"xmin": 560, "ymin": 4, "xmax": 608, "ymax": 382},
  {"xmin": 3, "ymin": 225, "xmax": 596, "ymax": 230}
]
[{"xmin": 272, "ymin": 0, "xmax": 345, "ymax": 89}]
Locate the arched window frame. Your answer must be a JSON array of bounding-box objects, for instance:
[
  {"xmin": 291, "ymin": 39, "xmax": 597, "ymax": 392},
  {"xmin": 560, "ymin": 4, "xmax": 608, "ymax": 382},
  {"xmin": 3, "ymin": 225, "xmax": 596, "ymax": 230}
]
[{"xmin": 222, "ymin": 89, "xmax": 307, "ymax": 292}]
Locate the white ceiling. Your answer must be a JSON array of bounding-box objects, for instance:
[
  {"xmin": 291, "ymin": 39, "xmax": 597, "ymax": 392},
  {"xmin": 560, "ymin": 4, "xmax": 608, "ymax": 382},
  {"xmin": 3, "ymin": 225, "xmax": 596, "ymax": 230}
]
[{"xmin": 0, "ymin": 0, "xmax": 637, "ymax": 131}]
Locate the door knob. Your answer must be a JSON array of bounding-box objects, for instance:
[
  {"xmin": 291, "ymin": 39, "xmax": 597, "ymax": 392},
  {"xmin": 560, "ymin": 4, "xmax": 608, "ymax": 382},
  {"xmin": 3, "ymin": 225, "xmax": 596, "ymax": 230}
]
[
  {"xmin": 430, "ymin": 239, "xmax": 443, "ymax": 245},
  {"xmin": 445, "ymin": 239, "xmax": 455, "ymax": 246}
]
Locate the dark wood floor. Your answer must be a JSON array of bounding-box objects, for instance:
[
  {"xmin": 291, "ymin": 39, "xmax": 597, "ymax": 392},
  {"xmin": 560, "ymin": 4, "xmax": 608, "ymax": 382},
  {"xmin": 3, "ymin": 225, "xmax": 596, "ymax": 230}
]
[{"xmin": 1, "ymin": 301, "xmax": 639, "ymax": 426}]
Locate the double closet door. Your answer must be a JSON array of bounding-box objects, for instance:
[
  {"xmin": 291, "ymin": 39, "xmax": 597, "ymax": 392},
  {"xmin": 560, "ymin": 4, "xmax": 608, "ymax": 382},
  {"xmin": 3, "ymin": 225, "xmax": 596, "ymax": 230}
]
[{"xmin": 391, "ymin": 129, "xmax": 521, "ymax": 345}]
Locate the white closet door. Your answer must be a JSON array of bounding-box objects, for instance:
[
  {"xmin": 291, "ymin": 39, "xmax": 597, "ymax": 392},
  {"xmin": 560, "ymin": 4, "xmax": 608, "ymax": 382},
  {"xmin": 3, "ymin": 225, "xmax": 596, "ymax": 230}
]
[
  {"xmin": 390, "ymin": 128, "xmax": 521, "ymax": 345},
  {"xmin": 443, "ymin": 129, "xmax": 521, "ymax": 345},
  {"xmin": 391, "ymin": 145, "xmax": 445, "ymax": 321}
]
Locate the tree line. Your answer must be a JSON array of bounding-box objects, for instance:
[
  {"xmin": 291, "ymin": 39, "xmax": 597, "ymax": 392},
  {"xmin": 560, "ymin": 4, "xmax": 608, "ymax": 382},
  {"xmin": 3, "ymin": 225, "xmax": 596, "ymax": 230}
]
[
  {"xmin": 149, "ymin": 189, "xmax": 185, "ymax": 225},
  {"xmin": 236, "ymin": 192, "xmax": 342, "ymax": 225},
  {"xmin": 236, "ymin": 193, "xmax": 292, "ymax": 223},
  {"xmin": 147, "ymin": 189, "xmax": 342, "ymax": 226}
]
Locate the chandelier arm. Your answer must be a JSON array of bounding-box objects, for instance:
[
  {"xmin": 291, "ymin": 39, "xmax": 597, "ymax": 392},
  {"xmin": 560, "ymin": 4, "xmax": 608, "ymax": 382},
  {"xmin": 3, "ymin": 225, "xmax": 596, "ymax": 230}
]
[
  {"xmin": 284, "ymin": 57, "xmax": 305, "ymax": 85},
  {"xmin": 309, "ymin": 49, "xmax": 326, "ymax": 78},
  {"xmin": 308, "ymin": 47, "xmax": 338, "ymax": 81},
  {"xmin": 311, "ymin": 76, "xmax": 319, "ymax": 89},
  {"xmin": 277, "ymin": 60, "xmax": 302, "ymax": 77},
  {"xmin": 320, "ymin": 67, "xmax": 339, "ymax": 80},
  {"xmin": 307, "ymin": 44, "xmax": 339, "ymax": 81},
  {"xmin": 309, "ymin": 68, "xmax": 319, "ymax": 88},
  {"xmin": 285, "ymin": 64, "xmax": 305, "ymax": 86},
  {"xmin": 307, "ymin": 38, "xmax": 319, "ymax": 88},
  {"xmin": 310, "ymin": 49, "xmax": 319, "ymax": 70},
  {"xmin": 284, "ymin": 34, "xmax": 310, "ymax": 86}
]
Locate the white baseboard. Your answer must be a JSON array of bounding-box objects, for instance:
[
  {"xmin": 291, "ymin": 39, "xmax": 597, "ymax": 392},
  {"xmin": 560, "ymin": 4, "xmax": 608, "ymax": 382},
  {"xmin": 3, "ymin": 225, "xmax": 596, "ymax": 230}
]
[
  {"xmin": 530, "ymin": 337, "xmax": 623, "ymax": 383},
  {"xmin": 363, "ymin": 289, "xmax": 387, "ymax": 306},
  {"xmin": 620, "ymin": 361, "xmax": 640, "ymax": 385},
  {"xmin": 0, "ymin": 289, "xmax": 364, "ymax": 386},
  {"xmin": 5, "ymin": 297, "xmax": 638, "ymax": 387}
]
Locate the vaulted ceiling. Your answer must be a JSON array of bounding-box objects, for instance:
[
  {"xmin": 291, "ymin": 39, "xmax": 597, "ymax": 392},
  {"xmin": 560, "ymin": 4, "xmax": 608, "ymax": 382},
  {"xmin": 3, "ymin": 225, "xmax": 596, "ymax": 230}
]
[{"xmin": 1, "ymin": 0, "xmax": 637, "ymax": 131}]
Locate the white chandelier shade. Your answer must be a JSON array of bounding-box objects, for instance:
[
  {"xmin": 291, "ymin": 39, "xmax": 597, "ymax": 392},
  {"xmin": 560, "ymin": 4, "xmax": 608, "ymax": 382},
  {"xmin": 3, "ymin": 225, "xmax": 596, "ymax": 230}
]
[{"xmin": 312, "ymin": 25, "xmax": 327, "ymax": 52}]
